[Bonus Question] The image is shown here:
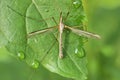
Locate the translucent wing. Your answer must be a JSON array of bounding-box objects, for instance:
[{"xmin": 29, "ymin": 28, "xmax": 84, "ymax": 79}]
[
  {"xmin": 65, "ymin": 26, "xmax": 101, "ymax": 39},
  {"xmin": 28, "ymin": 26, "xmax": 57, "ymax": 38}
]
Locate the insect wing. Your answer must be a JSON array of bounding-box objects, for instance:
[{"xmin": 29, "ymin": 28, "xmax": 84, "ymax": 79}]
[
  {"xmin": 65, "ymin": 26, "xmax": 101, "ymax": 39},
  {"xmin": 28, "ymin": 26, "xmax": 57, "ymax": 38}
]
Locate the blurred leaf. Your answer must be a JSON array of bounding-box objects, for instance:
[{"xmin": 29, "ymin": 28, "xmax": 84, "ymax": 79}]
[
  {"xmin": 0, "ymin": 47, "xmax": 10, "ymax": 62},
  {"xmin": 101, "ymin": 46, "xmax": 114, "ymax": 57},
  {"xmin": 97, "ymin": 0, "xmax": 120, "ymax": 9},
  {"xmin": 0, "ymin": 0, "xmax": 87, "ymax": 79},
  {"xmin": 85, "ymin": 0, "xmax": 120, "ymax": 80}
]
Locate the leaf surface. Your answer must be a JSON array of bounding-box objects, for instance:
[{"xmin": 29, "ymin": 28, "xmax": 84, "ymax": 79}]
[{"xmin": 0, "ymin": 0, "xmax": 88, "ymax": 79}]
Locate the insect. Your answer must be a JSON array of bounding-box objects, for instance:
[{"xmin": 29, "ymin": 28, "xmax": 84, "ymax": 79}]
[
  {"xmin": 27, "ymin": 12, "xmax": 101, "ymax": 58},
  {"xmin": 7, "ymin": 4, "xmax": 101, "ymax": 59}
]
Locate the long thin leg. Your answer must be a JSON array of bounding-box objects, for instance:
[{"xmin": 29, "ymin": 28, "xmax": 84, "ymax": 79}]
[
  {"xmin": 7, "ymin": 5, "xmax": 55, "ymax": 23},
  {"xmin": 64, "ymin": 12, "xmax": 70, "ymax": 21},
  {"xmin": 40, "ymin": 40, "xmax": 57, "ymax": 62},
  {"xmin": 52, "ymin": 17, "xmax": 58, "ymax": 26},
  {"xmin": 40, "ymin": 31, "xmax": 59, "ymax": 62}
]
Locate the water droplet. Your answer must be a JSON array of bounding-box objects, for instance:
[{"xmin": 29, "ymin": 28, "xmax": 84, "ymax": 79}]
[
  {"xmin": 75, "ymin": 47, "xmax": 85, "ymax": 58},
  {"xmin": 31, "ymin": 60, "xmax": 39, "ymax": 69},
  {"xmin": 45, "ymin": 9, "xmax": 49, "ymax": 12},
  {"xmin": 73, "ymin": 0, "xmax": 81, "ymax": 8},
  {"xmin": 17, "ymin": 51, "xmax": 25, "ymax": 60}
]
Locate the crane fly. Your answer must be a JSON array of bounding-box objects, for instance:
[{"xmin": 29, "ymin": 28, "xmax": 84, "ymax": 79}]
[
  {"xmin": 27, "ymin": 12, "xmax": 101, "ymax": 59},
  {"xmin": 7, "ymin": 5, "xmax": 101, "ymax": 59}
]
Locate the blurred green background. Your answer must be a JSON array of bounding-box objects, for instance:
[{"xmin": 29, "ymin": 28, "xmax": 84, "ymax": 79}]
[
  {"xmin": 0, "ymin": 0, "xmax": 120, "ymax": 80},
  {"xmin": 85, "ymin": 0, "xmax": 120, "ymax": 80}
]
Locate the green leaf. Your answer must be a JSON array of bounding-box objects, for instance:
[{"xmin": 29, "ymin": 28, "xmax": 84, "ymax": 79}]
[
  {"xmin": 0, "ymin": 1, "xmax": 9, "ymax": 47},
  {"xmin": 0, "ymin": 31, "xmax": 8, "ymax": 47},
  {"xmin": 1, "ymin": 0, "xmax": 88, "ymax": 79}
]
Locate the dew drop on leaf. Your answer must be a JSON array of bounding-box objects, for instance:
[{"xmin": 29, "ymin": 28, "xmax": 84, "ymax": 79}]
[
  {"xmin": 31, "ymin": 60, "xmax": 40, "ymax": 69},
  {"xmin": 17, "ymin": 51, "xmax": 25, "ymax": 60},
  {"xmin": 73, "ymin": 0, "xmax": 81, "ymax": 8},
  {"xmin": 75, "ymin": 47, "xmax": 85, "ymax": 58}
]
